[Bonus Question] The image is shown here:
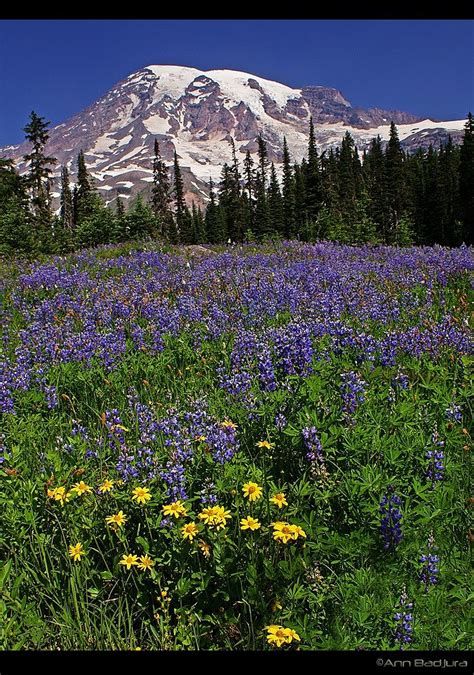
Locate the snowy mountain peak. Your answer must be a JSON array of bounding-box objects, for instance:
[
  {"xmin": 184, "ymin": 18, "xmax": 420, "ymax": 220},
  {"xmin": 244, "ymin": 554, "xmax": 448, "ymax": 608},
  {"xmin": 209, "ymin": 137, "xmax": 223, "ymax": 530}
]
[{"xmin": 0, "ymin": 64, "xmax": 466, "ymax": 208}]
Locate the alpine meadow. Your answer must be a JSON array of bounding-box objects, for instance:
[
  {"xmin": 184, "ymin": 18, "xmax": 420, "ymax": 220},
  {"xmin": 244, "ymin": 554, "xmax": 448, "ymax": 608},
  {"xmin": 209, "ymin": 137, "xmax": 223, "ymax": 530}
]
[{"xmin": 0, "ymin": 39, "xmax": 473, "ymax": 654}]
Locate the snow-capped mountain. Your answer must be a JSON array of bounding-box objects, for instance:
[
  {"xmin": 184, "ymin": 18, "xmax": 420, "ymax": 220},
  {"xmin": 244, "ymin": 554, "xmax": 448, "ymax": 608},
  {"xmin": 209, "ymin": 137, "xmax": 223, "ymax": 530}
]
[{"xmin": 0, "ymin": 64, "xmax": 467, "ymax": 207}]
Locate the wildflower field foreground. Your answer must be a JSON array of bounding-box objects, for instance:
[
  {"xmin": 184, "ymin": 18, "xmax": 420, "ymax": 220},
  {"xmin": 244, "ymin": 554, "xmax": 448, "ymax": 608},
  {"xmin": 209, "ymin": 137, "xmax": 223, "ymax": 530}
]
[{"xmin": 0, "ymin": 240, "xmax": 472, "ymax": 651}]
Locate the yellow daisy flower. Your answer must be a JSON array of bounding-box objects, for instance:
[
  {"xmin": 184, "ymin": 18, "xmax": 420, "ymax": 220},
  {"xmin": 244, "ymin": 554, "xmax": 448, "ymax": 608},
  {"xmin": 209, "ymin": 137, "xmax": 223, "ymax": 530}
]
[
  {"xmin": 162, "ymin": 500, "xmax": 188, "ymax": 519},
  {"xmin": 181, "ymin": 522, "xmax": 199, "ymax": 541},
  {"xmin": 105, "ymin": 511, "xmax": 127, "ymax": 527},
  {"xmin": 72, "ymin": 480, "xmax": 92, "ymax": 496},
  {"xmin": 240, "ymin": 516, "xmax": 261, "ymax": 531},
  {"xmin": 284, "ymin": 628, "xmax": 301, "ymax": 643},
  {"xmin": 221, "ymin": 420, "xmax": 237, "ymax": 429},
  {"xmin": 137, "ymin": 554, "xmax": 154, "ymax": 571},
  {"xmin": 242, "ymin": 482, "xmax": 263, "ymax": 502},
  {"xmin": 119, "ymin": 554, "xmax": 139, "ymax": 569},
  {"xmin": 266, "ymin": 625, "xmax": 289, "ymax": 648},
  {"xmin": 272, "ymin": 522, "xmax": 295, "ymax": 544},
  {"xmin": 198, "ymin": 505, "xmax": 231, "ymax": 529},
  {"xmin": 98, "ymin": 479, "xmax": 114, "ymax": 493},
  {"xmin": 197, "ymin": 539, "xmax": 211, "ymax": 557},
  {"xmin": 50, "ymin": 486, "xmax": 72, "ymax": 505},
  {"xmin": 270, "ymin": 492, "xmax": 288, "ymax": 509},
  {"xmin": 132, "ymin": 486, "xmax": 151, "ymax": 504},
  {"xmin": 68, "ymin": 542, "xmax": 85, "ymax": 561},
  {"xmin": 256, "ymin": 440, "xmax": 274, "ymax": 449},
  {"xmin": 292, "ymin": 525, "xmax": 307, "ymax": 539}
]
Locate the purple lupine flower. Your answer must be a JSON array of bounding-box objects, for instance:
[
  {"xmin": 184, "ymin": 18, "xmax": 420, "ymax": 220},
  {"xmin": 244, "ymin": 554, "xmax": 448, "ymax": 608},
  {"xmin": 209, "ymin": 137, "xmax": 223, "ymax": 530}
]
[
  {"xmin": 393, "ymin": 589, "xmax": 414, "ymax": 648},
  {"xmin": 445, "ymin": 403, "xmax": 462, "ymax": 424},
  {"xmin": 426, "ymin": 427, "xmax": 445, "ymax": 485},
  {"xmin": 391, "ymin": 371, "xmax": 409, "ymax": 390},
  {"xmin": 274, "ymin": 413, "xmax": 287, "ymax": 431},
  {"xmin": 302, "ymin": 425, "xmax": 328, "ymax": 479},
  {"xmin": 340, "ymin": 370, "xmax": 367, "ymax": 416},
  {"xmin": 302, "ymin": 426, "xmax": 323, "ymax": 463},
  {"xmin": 419, "ymin": 533, "xmax": 439, "ymax": 588},
  {"xmin": 198, "ymin": 478, "xmax": 218, "ymax": 505},
  {"xmin": 380, "ymin": 487, "xmax": 403, "ymax": 550},
  {"xmin": 256, "ymin": 343, "xmax": 277, "ymax": 392}
]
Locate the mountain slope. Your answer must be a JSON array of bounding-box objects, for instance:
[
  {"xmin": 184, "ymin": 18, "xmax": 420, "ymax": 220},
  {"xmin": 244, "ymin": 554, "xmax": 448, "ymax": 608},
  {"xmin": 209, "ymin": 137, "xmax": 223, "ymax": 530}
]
[{"xmin": 0, "ymin": 65, "xmax": 466, "ymax": 208}]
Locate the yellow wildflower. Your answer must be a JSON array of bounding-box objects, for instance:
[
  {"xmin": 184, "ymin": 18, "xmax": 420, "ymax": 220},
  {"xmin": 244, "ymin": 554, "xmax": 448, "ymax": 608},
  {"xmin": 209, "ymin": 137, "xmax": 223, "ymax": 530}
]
[
  {"xmin": 270, "ymin": 492, "xmax": 288, "ymax": 509},
  {"xmin": 98, "ymin": 479, "xmax": 114, "ymax": 493},
  {"xmin": 240, "ymin": 516, "xmax": 261, "ymax": 531},
  {"xmin": 198, "ymin": 539, "xmax": 211, "ymax": 557},
  {"xmin": 137, "ymin": 554, "xmax": 154, "ymax": 571},
  {"xmin": 292, "ymin": 525, "xmax": 307, "ymax": 539},
  {"xmin": 256, "ymin": 440, "xmax": 274, "ymax": 449},
  {"xmin": 272, "ymin": 521, "xmax": 306, "ymax": 544},
  {"xmin": 198, "ymin": 505, "xmax": 231, "ymax": 529},
  {"xmin": 181, "ymin": 522, "xmax": 199, "ymax": 541},
  {"xmin": 265, "ymin": 625, "xmax": 300, "ymax": 647},
  {"xmin": 119, "ymin": 554, "xmax": 139, "ymax": 569},
  {"xmin": 105, "ymin": 511, "xmax": 127, "ymax": 528},
  {"xmin": 68, "ymin": 542, "xmax": 85, "ymax": 561},
  {"xmin": 272, "ymin": 522, "xmax": 295, "ymax": 544},
  {"xmin": 242, "ymin": 482, "xmax": 263, "ymax": 502},
  {"xmin": 285, "ymin": 628, "xmax": 301, "ymax": 643},
  {"xmin": 266, "ymin": 625, "xmax": 289, "ymax": 648},
  {"xmin": 72, "ymin": 480, "xmax": 92, "ymax": 496},
  {"xmin": 50, "ymin": 486, "xmax": 72, "ymax": 505},
  {"xmin": 162, "ymin": 500, "xmax": 188, "ymax": 519},
  {"xmin": 131, "ymin": 486, "xmax": 151, "ymax": 504},
  {"xmin": 221, "ymin": 420, "xmax": 237, "ymax": 429}
]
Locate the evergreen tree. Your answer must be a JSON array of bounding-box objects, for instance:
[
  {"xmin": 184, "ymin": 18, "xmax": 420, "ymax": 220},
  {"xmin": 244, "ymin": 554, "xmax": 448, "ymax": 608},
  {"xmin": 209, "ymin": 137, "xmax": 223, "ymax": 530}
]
[
  {"xmin": 59, "ymin": 165, "xmax": 73, "ymax": 229},
  {"xmin": 205, "ymin": 179, "xmax": 221, "ymax": 243},
  {"xmin": 75, "ymin": 150, "xmax": 100, "ymax": 225},
  {"xmin": 126, "ymin": 194, "xmax": 156, "ymax": 240},
  {"xmin": 363, "ymin": 136, "xmax": 386, "ymax": 238},
  {"xmin": 151, "ymin": 139, "xmax": 173, "ymax": 238},
  {"xmin": 0, "ymin": 158, "xmax": 31, "ymax": 253},
  {"xmin": 243, "ymin": 151, "xmax": 256, "ymax": 232},
  {"xmin": 23, "ymin": 111, "xmax": 56, "ymax": 226},
  {"xmin": 458, "ymin": 112, "xmax": 474, "ymax": 244},
  {"xmin": 282, "ymin": 138, "xmax": 297, "ymax": 239},
  {"xmin": 293, "ymin": 161, "xmax": 307, "ymax": 239},
  {"xmin": 114, "ymin": 192, "xmax": 127, "ymax": 242},
  {"xmin": 268, "ymin": 163, "xmax": 284, "ymax": 236},
  {"xmin": 304, "ymin": 116, "xmax": 321, "ymax": 223},
  {"xmin": 173, "ymin": 151, "xmax": 189, "ymax": 242},
  {"xmin": 384, "ymin": 121, "xmax": 407, "ymax": 242},
  {"xmin": 254, "ymin": 135, "xmax": 271, "ymax": 239},
  {"xmin": 338, "ymin": 131, "xmax": 357, "ymax": 213}
]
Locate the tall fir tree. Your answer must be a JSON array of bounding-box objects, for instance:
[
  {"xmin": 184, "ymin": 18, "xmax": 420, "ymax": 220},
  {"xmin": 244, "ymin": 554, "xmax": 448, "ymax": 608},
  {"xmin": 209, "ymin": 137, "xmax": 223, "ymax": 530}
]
[
  {"xmin": 151, "ymin": 139, "xmax": 174, "ymax": 239},
  {"xmin": 205, "ymin": 178, "xmax": 222, "ymax": 243},
  {"xmin": 384, "ymin": 121, "xmax": 407, "ymax": 242},
  {"xmin": 458, "ymin": 112, "xmax": 474, "ymax": 244},
  {"xmin": 243, "ymin": 151, "xmax": 256, "ymax": 233},
  {"xmin": 59, "ymin": 165, "xmax": 73, "ymax": 229},
  {"xmin": 173, "ymin": 151, "xmax": 190, "ymax": 242},
  {"xmin": 75, "ymin": 150, "xmax": 100, "ymax": 225},
  {"xmin": 254, "ymin": 135, "xmax": 271, "ymax": 239},
  {"xmin": 304, "ymin": 116, "xmax": 321, "ymax": 224},
  {"xmin": 363, "ymin": 136, "xmax": 386, "ymax": 238},
  {"xmin": 268, "ymin": 163, "xmax": 284, "ymax": 236},
  {"xmin": 23, "ymin": 111, "xmax": 56, "ymax": 227},
  {"xmin": 282, "ymin": 137, "xmax": 297, "ymax": 239}
]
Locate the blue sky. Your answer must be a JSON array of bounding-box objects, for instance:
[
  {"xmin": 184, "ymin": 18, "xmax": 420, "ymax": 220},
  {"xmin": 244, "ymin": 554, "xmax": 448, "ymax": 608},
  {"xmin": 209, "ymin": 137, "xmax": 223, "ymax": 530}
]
[{"xmin": 0, "ymin": 19, "xmax": 472, "ymax": 146}]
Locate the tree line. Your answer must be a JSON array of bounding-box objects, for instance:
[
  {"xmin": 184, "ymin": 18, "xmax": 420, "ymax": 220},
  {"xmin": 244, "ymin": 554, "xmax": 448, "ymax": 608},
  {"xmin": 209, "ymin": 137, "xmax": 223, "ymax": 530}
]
[{"xmin": 0, "ymin": 110, "xmax": 472, "ymax": 254}]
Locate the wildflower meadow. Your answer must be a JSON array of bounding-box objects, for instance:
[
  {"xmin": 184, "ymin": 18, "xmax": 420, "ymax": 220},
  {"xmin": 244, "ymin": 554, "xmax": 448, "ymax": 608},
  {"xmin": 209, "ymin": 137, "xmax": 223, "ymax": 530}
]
[{"xmin": 0, "ymin": 240, "xmax": 472, "ymax": 650}]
